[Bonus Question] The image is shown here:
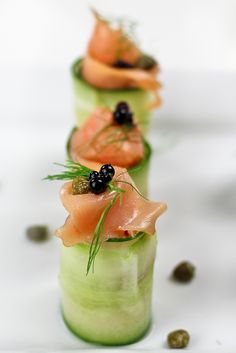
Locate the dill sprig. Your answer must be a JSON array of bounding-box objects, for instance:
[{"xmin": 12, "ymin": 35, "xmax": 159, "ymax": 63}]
[
  {"xmin": 91, "ymin": 8, "xmax": 139, "ymax": 58},
  {"xmin": 87, "ymin": 192, "xmax": 119, "ymax": 274},
  {"xmin": 75, "ymin": 121, "xmax": 137, "ymax": 158},
  {"xmin": 44, "ymin": 160, "xmax": 145, "ymax": 275},
  {"xmin": 86, "ymin": 177, "xmax": 146, "ymax": 274},
  {"xmin": 115, "ymin": 179, "xmax": 148, "ymax": 200},
  {"xmin": 44, "ymin": 160, "xmax": 92, "ymax": 181},
  {"xmin": 86, "ymin": 180, "xmax": 126, "ymax": 275},
  {"xmin": 114, "ymin": 170, "xmax": 148, "ymax": 200}
]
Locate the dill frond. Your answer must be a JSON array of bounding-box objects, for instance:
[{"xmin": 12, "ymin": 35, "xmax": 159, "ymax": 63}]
[{"xmin": 44, "ymin": 160, "xmax": 92, "ymax": 181}]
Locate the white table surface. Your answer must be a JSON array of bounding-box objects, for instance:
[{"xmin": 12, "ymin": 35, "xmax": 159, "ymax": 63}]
[{"xmin": 0, "ymin": 68, "xmax": 236, "ymax": 352}]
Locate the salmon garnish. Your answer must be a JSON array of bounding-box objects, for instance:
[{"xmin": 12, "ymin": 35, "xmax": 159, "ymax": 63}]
[
  {"xmin": 87, "ymin": 11, "xmax": 141, "ymax": 65},
  {"xmin": 82, "ymin": 54, "xmax": 161, "ymax": 90},
  {"xmin": 56, "ymin": 167, "xmax": 166, "ymax": 246},
  {"xmin": 81, "ymin": 11, "xmax": 161, "ymax": 92},
  {"xmin": 70, "ymin": 107, "xmax": 144, "ymax": 168}
]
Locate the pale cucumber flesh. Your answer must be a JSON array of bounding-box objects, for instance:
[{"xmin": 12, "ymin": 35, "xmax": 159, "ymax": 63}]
[
  {"xmin": 60, "ymin": 233, "xmax": 157, "ymax": 345},
  {"xmin": 71, "ymin": 59, "xmax": 155, "ymax": 135}
]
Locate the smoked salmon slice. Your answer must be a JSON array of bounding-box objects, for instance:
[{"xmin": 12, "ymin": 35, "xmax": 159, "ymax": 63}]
[
  {"xmin": 70, "ymin": 107, "xmax": 144, "ymax": 168},
  {"xmin": 87, "ymin": 11, "xmax": 141, "ymax": 65},
  {"xmin": 82, "ymin": 54, "xmax": 161, "ymax": 90},
  {"xmin": 56, "ymin": 167, "xmax": 166, "ymax": 246},
  {"xmin": 81, "ymin": 11, "xmax": 161, "ymax": 91}
]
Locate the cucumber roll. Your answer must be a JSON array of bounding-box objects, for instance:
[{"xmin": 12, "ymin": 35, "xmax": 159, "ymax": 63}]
[
  {"xmin": 45, "ymin": 161, "xmax": 166, "ymax": 345},
  {"xmin": 60, "ymin": 232, "xmax": 156, "ymax": 345},
  {"xmin": 71, "ymin": 11, "xmax": 161, "ymax": 135},
  {"xmin": 72, "ymin": 59, "xmax": 158, "ymax": 134},
  {"xmin": 67, "ymin": 104, "xmax": 152, "ymax": 197}
]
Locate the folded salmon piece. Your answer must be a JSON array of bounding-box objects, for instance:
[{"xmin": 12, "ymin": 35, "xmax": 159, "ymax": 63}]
[
  {"xmin": 81, "ymin": 11, "xmax": 161, "ymax": 91},
  {"xmin": 82, "ymin": 54, "xmax": 161, "ymax": 90},
  {"xmin": 87, "ymin": 12, "xmax": 141, "ymax": 65},
  {"xmin": 56, "ymin": 167, "xmax": 166, "ymax": 246},
  {"xmin": 70, "ymin": 107, "xmax": 144, "ymax": 168}
]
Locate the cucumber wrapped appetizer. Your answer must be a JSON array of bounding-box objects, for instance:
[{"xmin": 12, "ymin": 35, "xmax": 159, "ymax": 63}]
[
  {"xmin": 45, "ymin": 161, "xmax": 166, "ymax": 345},
  {"xmin": 67, "ymin": 103, "xmax": 151, "ymax": 196},
  {"xmin": 72, "ymin": 10, "xmax": 162, "ymax": 134}
]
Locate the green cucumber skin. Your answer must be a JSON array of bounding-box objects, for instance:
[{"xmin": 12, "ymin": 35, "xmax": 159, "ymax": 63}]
[
  {"xmin": 71, "ymin": 58, "xmax": 154, "ymax": 135},
  {"xmin": 67, "ymin": 128, "xmax": 152, "ymax": 197},
  {"xmin": 60, "ymin": 233, "xmax": 157, "ymax": 345},
  {"xmin": 129, "ymin": 139, "xmax": 151, "ymax": 197}
]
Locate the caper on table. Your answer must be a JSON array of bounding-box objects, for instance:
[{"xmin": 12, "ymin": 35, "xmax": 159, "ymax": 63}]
[
  {"xmin": 167, "ymin": 329, "xmax": 190, "ymax": 349},
  {"xmin": 26, "ymin": 225, "xmax": 49, "ymax": 242},
  {"xmin": 172, "ymin": 261, "xmax": 195, "ymax": 283}
]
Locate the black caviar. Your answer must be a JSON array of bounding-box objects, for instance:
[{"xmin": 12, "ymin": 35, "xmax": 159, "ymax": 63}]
[
  {"xmin": 116, "ymin": 101, "xmax": 129, "ymax": 112},
  {"xmin": 89, "ymin": 177, "xmax": 107, "ymax": 194},
  {"xmin": 87, "ymin": 164, "xmax": 115, "ymax": 194},
  {"xmin": 100, "ymin": 164, "xmax": 115, "ymax": 182},
  {"xmin": 89, "ymin": 171, "xmax": 100, "ymax": 180},
  {"xmin": 113, "ymin": 102, "xmax": 133, "ymax": 126},
  {"xmin": 113, "ymin": 60, "xmax": 134, "ymax": 69}
]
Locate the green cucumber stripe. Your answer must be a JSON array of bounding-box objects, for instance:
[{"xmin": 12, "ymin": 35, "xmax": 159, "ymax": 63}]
[
  {"xmin": 129, "ymin": 138, "xmax": 152, "ymax": 174},
  {"xmin": 66, "ymin": 126, "xmax": 77, "ymax": 157}
]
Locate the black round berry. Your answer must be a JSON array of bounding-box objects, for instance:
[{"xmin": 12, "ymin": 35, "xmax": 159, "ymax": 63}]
[
  {"xmin": 113, "ymin": 109, "xmax": 133, "ymax": 125},
  {"xmin": 89, "ymin": 177, "xmax": 106, "ymax": 194},
  {"xmin": 113, "ymin": 60, "xmax": 134, "ymax": 69},
  {"xmin": 116, "ymin": 101, "xmax": 130, "ymax": 112},
  {"xmin": 113, "ymin": 110, "xmax": 126, "ymax": 125},
  {"xmin": 125, "ymin": 111, "xmax": 133, "ymax": 125},
  {"xmin": 113, "ymin": 101, "xmax": 134, "ymax": 125},
  {"xmin": 89, "ymin": 170, "xmax": 99, "ymax": 180},
  {"xmin": 100, "ymin": 164, "xmax": 115, "ymax": 179},
  {"xmin": 99, "ymin": 171, "xmax": 112, "ymax": 183}
]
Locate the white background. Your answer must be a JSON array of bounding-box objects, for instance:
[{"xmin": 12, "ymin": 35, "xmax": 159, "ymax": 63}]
[
  {"xmin": 1, "ymin": 0, "xmax": 236, "ymax": 72},
  {"xmin": 0, "ymin": 1, "xmax": 236, "ymax": 352},
  {"xmin": 1, "ymin": 0, "xmax": 236, "ymax": 127}
]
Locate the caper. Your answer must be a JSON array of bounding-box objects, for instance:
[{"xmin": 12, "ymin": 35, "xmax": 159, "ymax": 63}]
[
  {"xmin": 113, "ymin": 60, "xmax": 134, "ymax": 69},
  {"xmin": 172, "ymin": 261, "xmax": 195, "ymax": 283},
  {"xmin": 136, "ymin": 54, "xmax": 157, "ymax": 70},
  {"xmin": 72, "ymin": 176, "xmax": 89, "ymax": 195},
  {"xmin": 26, "ymin": 225, "xmax": 49, "ymax": 242},
  {"xmin": 167, "ymin": 329, "xmax": 190, "ymax": 349}
]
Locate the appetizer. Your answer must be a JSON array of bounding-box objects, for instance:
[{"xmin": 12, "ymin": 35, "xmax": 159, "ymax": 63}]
[
  {"xmin": 67, "ymin": 102, "xmax": 151, "ymax": 196},
  {"xmin": 72, "ymin": 10, "xmax": 162, "ymax": 133},
  {"xmin": 45, "ymin": 161, "xmax": 166, "ymax": 345}
]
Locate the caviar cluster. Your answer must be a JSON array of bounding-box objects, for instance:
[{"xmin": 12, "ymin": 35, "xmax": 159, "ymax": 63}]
[
  {"xmin": 89, "ymin": 164, "xmax": 115, "ymax": 194},
  {"xmin": 113, "ymin": 60, "xmax": 134, "ymax": 69},
  {"xmin": 113, "ymin": 102, "xmax": 133, "ymax": 126},
  {"xmin": 113, "ymin": 54, "xmax": 157, "ymax": 70}
]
